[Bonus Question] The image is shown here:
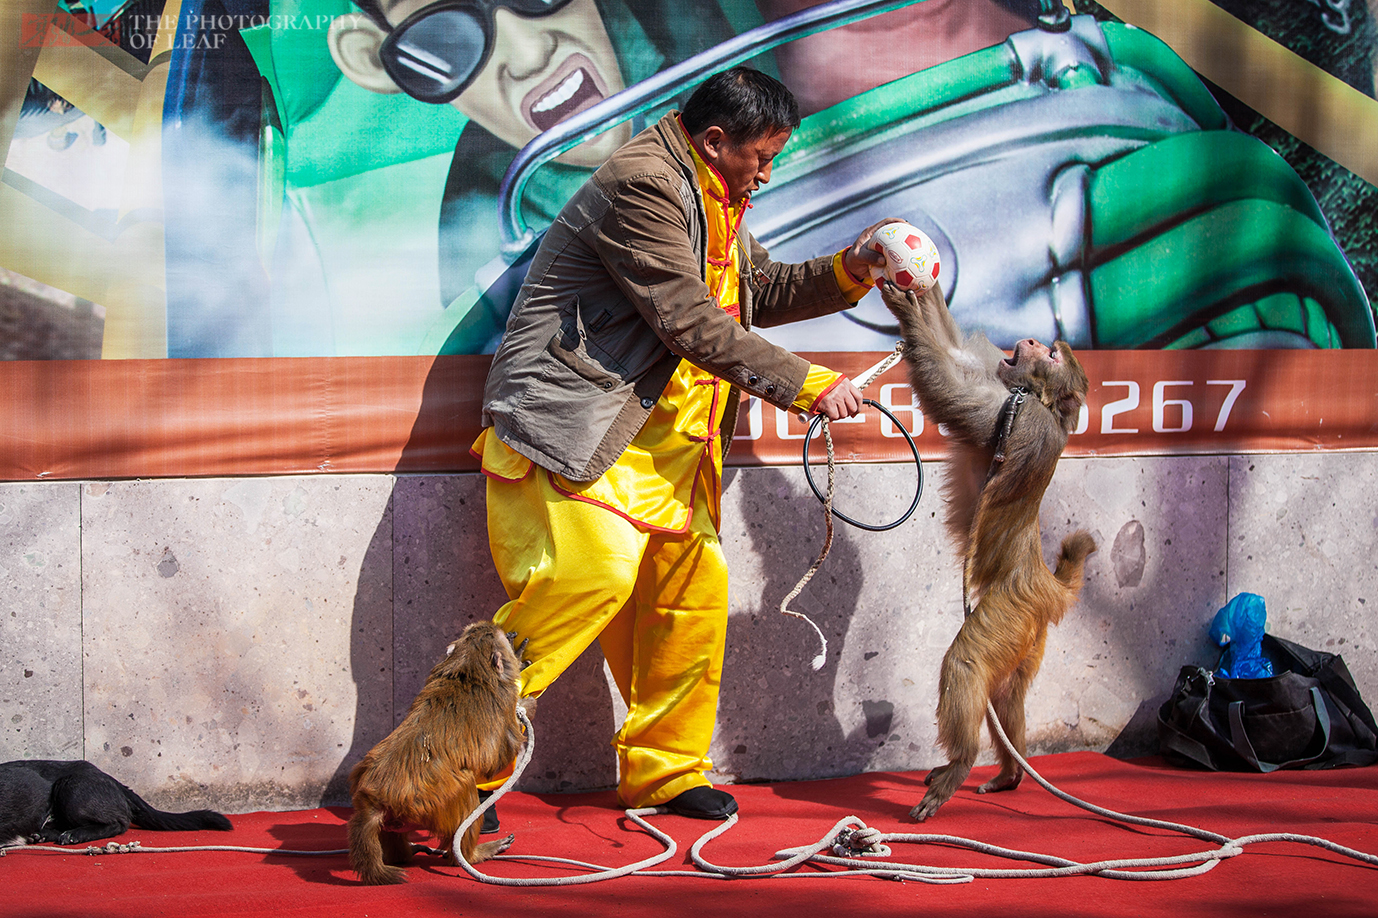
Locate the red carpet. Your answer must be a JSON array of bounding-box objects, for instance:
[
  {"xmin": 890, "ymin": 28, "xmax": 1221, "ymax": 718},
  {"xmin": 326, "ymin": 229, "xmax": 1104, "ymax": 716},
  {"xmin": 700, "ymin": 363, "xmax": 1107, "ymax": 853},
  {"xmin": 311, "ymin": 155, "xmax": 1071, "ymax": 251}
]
[{"xmin": 5, "ymin": 753, "xmax": 1377, "ymax": 918}]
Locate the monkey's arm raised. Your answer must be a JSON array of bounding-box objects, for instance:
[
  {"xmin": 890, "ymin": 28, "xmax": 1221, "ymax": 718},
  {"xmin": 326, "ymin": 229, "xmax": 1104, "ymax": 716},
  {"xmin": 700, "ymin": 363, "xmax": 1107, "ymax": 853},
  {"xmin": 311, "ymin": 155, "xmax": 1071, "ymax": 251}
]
[{"xmin": 880, "ymin": 283, "xmax": 1008, "ymax": 444}]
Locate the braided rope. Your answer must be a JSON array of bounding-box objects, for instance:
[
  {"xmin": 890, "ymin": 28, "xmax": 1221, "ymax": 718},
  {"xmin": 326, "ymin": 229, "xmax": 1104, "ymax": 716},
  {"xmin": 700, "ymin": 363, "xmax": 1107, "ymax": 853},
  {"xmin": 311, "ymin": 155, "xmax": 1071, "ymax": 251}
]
[
  {"xmin": 450, "ymin": 706, "xmax": 680, "ymax": 886},
  {"xmin": 851, "ymin": 342, "xmax": 905, "ymax": 391},
  {"xmin": 776, "ymin": 342, "xmax": 905, "ymax": 672},
  {"xmin": 778, "ymin": 417, "xmax": 835, "ymax": 671},
  {"xmin": 744, "ymin": 702, "xmax": 1378, "ymax": 882},
  {"xmin": 1, "ymin": 841, "xmax": 348, "ymax": 857}
]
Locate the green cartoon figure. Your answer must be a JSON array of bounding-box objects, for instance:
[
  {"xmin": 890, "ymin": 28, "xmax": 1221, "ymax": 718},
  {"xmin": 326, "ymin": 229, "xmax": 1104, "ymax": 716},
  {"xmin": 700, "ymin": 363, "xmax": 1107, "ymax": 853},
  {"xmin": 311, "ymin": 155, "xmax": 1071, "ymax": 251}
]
[{"xmin": 229, "ymin": 0, "xmax": 1371, "ymax": 356}]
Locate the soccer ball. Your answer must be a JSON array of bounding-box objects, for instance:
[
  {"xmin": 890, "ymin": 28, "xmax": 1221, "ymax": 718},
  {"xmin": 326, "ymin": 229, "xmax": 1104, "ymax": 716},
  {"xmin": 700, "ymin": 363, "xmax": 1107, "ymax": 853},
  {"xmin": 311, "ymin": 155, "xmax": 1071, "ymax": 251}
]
[{"xmin": 869, "ymin": 222, "xmax": 941, "ymax": 293}]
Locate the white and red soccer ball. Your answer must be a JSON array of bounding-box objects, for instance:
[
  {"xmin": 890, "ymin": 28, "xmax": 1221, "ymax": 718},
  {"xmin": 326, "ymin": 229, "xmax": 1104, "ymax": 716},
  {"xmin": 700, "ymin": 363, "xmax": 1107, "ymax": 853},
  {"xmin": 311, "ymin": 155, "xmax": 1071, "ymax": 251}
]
[{"xmin": 869, "ymin": 222, "xmax": 941, "ymax": 294}]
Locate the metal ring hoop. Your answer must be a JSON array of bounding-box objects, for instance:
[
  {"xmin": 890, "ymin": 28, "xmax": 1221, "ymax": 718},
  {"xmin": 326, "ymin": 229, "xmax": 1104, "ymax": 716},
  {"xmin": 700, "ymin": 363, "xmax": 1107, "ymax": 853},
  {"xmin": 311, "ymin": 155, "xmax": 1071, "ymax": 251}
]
[{"xmin": 803, "ymin": 398, "xmax": 923, "ymax": 532}]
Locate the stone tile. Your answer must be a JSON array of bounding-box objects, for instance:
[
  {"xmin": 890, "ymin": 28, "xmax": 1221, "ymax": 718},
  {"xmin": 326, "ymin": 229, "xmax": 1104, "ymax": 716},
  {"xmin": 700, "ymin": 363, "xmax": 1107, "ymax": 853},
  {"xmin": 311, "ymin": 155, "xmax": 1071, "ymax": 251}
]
[
  {"xmin": 714, "ymin": 461, "xmax": 953, "ymax": 785},
  {"xmin": 80, "ymin": 476, "xmax": 394, "ymax": 812},
  {"xmin": 392, "ymin": 475, "xmax": 620, "ymax": 794},
  {"xmin": 1034, "ymin": 456, "xmax": 1229, "ymax": 757},
  {"xmin": 391, "ymin": 475, "xmax": 506, "ymax": 709},
  {"xmin": 25, "ymin": 448, "xmax": 1368, "ymax": 812},
  {"xmin": 0, "ymin": 483, "xmax": 82, "ymax": 760},
  {"xmin": 1228, "ymin": 453, "xmax": 1378, "ymax": 697},
  {"xmin": 712, "ymin": 455, "xmax": 1231, "ymax": 787}
]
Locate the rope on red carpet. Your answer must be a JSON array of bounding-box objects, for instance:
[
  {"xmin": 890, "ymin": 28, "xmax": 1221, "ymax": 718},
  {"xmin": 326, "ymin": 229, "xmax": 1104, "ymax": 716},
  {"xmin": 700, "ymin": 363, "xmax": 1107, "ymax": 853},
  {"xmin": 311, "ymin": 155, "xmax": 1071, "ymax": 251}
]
[
  {"xmin": 454, "ymin": 703, "xmax": 1378, "ymax": 885},
  {"xmin": 6, "ymin": 703, "xmax": 1378, "ymax": 886}
]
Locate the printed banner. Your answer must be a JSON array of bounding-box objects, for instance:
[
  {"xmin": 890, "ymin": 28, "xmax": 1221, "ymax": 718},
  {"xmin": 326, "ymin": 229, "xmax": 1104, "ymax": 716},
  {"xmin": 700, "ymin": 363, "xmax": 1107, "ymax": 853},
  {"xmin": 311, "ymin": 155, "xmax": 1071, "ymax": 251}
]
[
  {"xmin": 1, "ymin": 349, "xmax": 1372, "ymax": 481},
  {"xmin": 748, "ymin": 349, "xmax": 1378, "ymax": 463},
  {"xmin": 1, "ymin": 0, "xmax": 1375, "ymax": 479}
]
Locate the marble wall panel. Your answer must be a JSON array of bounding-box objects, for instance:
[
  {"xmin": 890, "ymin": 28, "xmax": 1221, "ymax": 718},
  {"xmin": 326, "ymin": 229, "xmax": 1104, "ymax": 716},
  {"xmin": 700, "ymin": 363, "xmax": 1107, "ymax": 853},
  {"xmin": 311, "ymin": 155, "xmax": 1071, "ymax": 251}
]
[
  {"xmin": 4, "ymin": 448, "xmax": 1372, "ymax": 811},
  {"xmin": 1228, "ymin": 453, "xmax": 1378, "ymax": 697},
  {"xmin": 1034, "ymin": 456, "xmax": 1230, "ymax": 758},
  {"xmin": 0, "ymin": 483, "xmax": 83, "ymax": 760},
  {"xmin": 714, "ymin": 461, "xmax": 954, "ymax": 785},
  {"xmin": 713, "ymin": 455, "xmax": 1231, "ymax": 782},
  {"xmin": 79, "ymin": 477, "xmax": 394, "ymax": 812}
]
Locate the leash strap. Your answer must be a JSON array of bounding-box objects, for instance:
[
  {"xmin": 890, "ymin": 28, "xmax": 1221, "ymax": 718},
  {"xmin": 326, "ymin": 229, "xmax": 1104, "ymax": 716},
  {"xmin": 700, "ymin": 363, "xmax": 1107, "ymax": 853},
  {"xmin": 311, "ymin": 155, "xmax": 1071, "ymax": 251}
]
[
  {"xmin": 964, "ymin": 385, "xmax": 1030, "ymax": 616},
  {"xmin": 851, "ymin": 341, "xmax": 905, "ymax": 391},
  {"xmin": 783, "ymin": 344, "xmax": 912, "ymax": 669},
  {"xmin": 987, "ymin": 385, "xmax": 1028, "ymax": 480}
]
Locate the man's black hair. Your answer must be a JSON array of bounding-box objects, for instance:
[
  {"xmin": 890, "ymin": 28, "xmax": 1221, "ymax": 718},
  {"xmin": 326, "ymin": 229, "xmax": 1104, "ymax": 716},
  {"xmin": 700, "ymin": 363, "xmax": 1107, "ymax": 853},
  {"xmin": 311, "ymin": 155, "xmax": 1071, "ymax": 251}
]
[{"xmin": 680, "ymin": 66, "xmax": 800, "ymax": 142}]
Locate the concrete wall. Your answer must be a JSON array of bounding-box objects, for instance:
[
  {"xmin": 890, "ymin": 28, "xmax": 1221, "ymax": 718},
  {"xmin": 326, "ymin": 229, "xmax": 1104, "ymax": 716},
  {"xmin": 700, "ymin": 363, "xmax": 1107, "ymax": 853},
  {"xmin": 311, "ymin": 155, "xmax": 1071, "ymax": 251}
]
[{"xmin": 3, "ymin": 452, "xmax": 1375, "ymax": 812}]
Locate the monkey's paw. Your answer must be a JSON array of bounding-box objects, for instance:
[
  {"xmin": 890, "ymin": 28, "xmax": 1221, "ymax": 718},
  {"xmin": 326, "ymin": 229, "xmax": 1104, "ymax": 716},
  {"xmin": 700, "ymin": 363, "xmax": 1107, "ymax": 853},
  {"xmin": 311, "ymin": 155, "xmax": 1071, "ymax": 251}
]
[
  {"xmin": 912, "ymin": 760, "xmax": 970, "ymax": 820},
  {"xmin": 877, "ymin": 281, "xmax": 919, "ymax": 316},
  {"xmin": 922, "ymin": 763, "xmax": 953, "ymax": 787},
  {"xmin": 976, "ymin": 768, "xmax": 1023, "ymax": 794},
  {"xmin": 908, "ymin": 791, "xmax": 948, "ymax": 822},
  {"xmin": 470, "ymin": 833, "xmax": 515, "ymax": 864}
]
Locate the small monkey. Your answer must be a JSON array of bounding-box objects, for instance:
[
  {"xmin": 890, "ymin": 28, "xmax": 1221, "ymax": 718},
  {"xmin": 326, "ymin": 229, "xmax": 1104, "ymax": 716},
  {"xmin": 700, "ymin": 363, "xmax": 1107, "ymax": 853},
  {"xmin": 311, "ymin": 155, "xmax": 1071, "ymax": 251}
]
[
  {"xmin": 347, "ymin": 621, "xmax": 524, "ymax": 884},
  {"xmin": 880, "ymin": 281, "xmax": 1095, "ymax": 822}
]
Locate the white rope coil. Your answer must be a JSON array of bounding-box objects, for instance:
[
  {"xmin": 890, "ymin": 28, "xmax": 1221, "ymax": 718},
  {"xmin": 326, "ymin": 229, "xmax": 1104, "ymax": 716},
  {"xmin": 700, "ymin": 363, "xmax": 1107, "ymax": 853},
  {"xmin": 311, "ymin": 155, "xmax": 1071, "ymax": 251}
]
[{"xmin": 451, "ymin": 706, "xmax": 681, "ymax": 886}]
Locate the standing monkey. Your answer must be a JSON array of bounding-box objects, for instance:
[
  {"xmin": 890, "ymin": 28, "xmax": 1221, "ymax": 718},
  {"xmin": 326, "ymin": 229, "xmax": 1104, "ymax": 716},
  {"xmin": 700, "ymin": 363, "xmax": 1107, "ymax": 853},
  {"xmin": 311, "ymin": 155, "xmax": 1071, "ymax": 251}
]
[
  {"xmin": 880, "ymin": 281, "xmax": 1095, "ymax": 822},
  {"xmin": 347, "ymin": 621, "xmax": 524, "ymax": 884}
]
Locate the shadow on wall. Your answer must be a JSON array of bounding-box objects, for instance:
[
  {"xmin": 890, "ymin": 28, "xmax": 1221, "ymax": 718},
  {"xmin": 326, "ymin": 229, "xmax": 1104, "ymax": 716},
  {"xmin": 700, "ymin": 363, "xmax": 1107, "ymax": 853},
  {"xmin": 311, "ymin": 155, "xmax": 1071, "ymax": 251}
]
[
  {"xmin": 324, "ymin": 370, "xmax": 901, "ymax": 801},
  {"xmin": 323, "ymin": 383, "xmax": 1265, "ymax": 801},
  {"xmin": 326, "ymin": 360, "xmax": 623, "ymax": 804},
  {"xmin": 715, "ymin": 465, "xmax": 893, "ymax": 786},
  {"xmin": 327, "ymin": 500, "xmax": 396, "ymax": 807}
]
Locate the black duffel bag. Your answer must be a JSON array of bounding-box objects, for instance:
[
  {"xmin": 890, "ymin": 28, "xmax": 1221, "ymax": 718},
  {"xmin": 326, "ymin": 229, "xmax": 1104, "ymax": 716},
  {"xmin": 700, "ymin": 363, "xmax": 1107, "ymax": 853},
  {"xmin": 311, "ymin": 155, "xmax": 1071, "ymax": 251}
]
[{"xmin": 1157, "ymin": 634, "xmax": 1378, "ymax": 772}]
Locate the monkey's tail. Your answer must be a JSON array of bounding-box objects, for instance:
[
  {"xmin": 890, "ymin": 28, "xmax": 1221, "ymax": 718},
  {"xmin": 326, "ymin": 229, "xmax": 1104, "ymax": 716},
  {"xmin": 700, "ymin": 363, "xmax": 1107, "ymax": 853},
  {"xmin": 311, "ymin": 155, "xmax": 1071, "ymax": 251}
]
[
  {"xmin": 1053, "ymin": 530, "xmax": 1097, "ymax": 593},
  {"xmin": 348, "ymin": 803, "xmax": 407, "ymax": 885},
  {"xmin": 121, "ymin": 784, "xmax": 232, "ymax": 832}
]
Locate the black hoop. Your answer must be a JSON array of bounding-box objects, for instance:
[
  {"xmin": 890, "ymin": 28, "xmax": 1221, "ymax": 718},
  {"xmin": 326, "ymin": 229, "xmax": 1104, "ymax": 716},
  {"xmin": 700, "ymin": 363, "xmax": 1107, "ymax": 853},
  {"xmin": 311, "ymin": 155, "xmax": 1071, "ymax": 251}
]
[{"xmin": 802, "ymin": 398, "xmax": 923, "ymax": 532}]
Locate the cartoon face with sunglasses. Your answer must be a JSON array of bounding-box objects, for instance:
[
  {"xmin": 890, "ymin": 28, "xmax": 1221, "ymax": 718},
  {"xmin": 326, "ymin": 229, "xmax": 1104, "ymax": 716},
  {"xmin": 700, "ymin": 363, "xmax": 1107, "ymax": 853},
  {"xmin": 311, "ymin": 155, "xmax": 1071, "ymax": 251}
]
[{"xmin": 329, "ymin": 0, "xmax": 631, "ymax": 166}]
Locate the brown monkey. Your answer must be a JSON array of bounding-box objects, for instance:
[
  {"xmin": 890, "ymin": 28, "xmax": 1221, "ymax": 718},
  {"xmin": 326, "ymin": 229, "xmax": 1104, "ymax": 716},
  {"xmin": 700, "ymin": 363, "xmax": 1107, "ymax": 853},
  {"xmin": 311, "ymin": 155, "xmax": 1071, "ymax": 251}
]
[
  {"xmin": 347, "ymin": 621, "xmax": 524, "ymax": 884},
  {"xmin": 880, "ymin": 281, "xmax": 1095, "ymax": 822}
]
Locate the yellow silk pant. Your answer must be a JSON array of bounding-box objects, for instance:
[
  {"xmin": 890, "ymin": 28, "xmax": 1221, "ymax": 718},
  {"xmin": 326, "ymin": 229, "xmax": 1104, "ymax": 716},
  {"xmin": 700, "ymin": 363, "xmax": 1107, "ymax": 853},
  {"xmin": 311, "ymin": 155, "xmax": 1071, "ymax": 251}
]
[{"xmin": 484, "ymin": 465, "xmax": 728, "ymax": 808}]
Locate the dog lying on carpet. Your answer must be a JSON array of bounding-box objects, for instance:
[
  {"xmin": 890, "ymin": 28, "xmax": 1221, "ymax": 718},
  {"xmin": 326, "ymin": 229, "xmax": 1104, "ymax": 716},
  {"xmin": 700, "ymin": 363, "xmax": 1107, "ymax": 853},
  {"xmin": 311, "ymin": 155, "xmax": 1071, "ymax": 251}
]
[{"xmin": 0, "ymin": 759, "xmax": 232, "ymax": 846}]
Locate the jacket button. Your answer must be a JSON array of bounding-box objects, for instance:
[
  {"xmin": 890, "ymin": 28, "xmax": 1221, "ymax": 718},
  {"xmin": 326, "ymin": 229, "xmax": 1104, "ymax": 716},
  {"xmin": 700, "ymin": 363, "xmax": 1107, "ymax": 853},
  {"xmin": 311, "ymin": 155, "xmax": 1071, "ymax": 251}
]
[
  {"xmin": 766, "ymin": 384, "xmax": 776, "ymax": 397},
  {"xmin": 748, "ymin": 375, "xmax": 759, "ymax": 386},
  {"xmin": 641, "ymin": 397, "xmax": 656, "ymax": 409}
]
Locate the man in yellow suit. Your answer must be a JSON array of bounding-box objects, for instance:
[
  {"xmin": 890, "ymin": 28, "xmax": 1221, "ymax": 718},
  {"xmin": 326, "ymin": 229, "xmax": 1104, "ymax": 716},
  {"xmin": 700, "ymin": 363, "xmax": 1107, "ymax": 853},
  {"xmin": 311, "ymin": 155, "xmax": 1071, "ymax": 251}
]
[{"xmin": 474, "ymin": 67, "xmax": 891, "ymax": 819}]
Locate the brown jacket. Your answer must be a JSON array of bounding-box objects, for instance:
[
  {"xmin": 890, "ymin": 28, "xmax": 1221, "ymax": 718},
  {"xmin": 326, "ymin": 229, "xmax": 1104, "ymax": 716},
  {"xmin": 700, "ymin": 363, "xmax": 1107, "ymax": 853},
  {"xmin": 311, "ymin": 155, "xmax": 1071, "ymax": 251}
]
[{"xmin": 481, "ymin": 111, "xmax": 854, "ymax": 482}]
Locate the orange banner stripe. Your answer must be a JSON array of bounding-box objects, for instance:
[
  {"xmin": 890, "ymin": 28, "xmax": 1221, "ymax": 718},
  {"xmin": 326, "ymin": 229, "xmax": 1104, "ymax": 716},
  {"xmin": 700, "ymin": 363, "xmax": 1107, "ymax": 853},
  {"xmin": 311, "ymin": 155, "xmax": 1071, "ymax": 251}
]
[{"xmin": 1, "ymin": 350, "xmax": 1374, "ymax": 481}]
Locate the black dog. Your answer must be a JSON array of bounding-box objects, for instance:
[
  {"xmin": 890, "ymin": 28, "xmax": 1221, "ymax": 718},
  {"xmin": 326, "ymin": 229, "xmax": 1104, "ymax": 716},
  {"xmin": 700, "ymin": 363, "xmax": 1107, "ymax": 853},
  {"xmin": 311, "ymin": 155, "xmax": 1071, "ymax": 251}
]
[{"xmin": 0, "ymin": 760, "xmax": 232, "ymax": 846}]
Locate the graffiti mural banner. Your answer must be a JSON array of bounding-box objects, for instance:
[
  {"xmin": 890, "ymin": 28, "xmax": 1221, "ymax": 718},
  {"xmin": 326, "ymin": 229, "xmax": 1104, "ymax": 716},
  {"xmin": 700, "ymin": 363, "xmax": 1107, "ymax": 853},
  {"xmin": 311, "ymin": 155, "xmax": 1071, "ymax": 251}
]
[{"xmin": 1, "ymin": 0, "xmax": 1374, "ymax": 479}]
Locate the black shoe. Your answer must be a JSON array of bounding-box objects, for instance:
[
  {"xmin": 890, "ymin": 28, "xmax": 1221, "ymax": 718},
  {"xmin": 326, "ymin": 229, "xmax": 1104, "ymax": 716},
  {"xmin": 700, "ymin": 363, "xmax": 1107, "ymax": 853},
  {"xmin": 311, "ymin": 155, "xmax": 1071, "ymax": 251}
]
[
  {"xmin": 477, "ymin": 790, "xmax": 500, "ymax": 833},
  {"xmin": 664, "ymin": 786, "xmax": 738, "ymax": 820}
]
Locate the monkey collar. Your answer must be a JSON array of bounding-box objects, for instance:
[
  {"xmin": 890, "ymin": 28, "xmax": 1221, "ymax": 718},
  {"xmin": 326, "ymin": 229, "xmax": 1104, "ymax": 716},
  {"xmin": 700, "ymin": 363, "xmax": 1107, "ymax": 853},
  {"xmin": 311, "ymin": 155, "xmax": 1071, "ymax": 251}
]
[{"xmin": 986, "ymin": 386, "xmax": 1030, "ymax": 482}]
